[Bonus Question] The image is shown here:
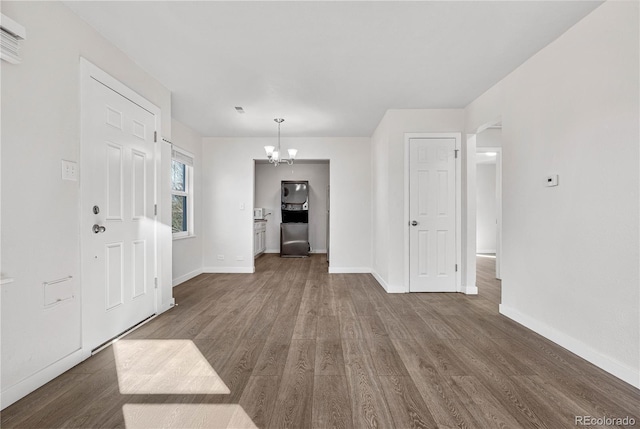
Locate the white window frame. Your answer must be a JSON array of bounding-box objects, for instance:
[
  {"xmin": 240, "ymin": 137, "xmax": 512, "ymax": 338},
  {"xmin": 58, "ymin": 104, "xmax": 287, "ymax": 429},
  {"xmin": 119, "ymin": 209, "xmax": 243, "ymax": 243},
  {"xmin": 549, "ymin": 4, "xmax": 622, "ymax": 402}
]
[{"xmin": 171, "ymin": 146, "xmax": 195, "ymax": 239}]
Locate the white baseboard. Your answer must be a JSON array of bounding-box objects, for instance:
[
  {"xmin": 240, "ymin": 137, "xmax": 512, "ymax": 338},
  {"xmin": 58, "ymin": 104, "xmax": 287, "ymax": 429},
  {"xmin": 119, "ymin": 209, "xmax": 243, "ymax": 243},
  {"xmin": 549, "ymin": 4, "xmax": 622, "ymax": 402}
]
[
  {"xmin": 328, "ymin": 267, "xmax": 371, "ymax": 274},
  {"xmin": 499, "ymin": 304, "xmax": 640, "ymax": 389},
  {"xmin": 371, "ymin": 270, "xmax": 405, "ymax": 293},
  {"xmin": 265, "ymin": 249, "xmax": 327, "ymax": 254},
  {"xmin": 371, "ymin": 270, "xmax": 389, "ymax": 292},
  {"xmin": 158, "ymin": 298, "xmax": 175, "ymax": 313},
  {"xmin": 463, "ymin": 285, "xmax": 478, "ymax": 295},
  {"xmin": 1, "ymin": 348, "xmax": 87, "ymax": 410},
  {"xmin": 203, "ymin": 266, "xmax": 255, "ymax": 274},
  {"xmin": 476, "ymin": 249, "xmax": 496, "ymax": 254},
  {"xmin": 172, "ymin": 268, "xmax": 203, "ymax": 287}
]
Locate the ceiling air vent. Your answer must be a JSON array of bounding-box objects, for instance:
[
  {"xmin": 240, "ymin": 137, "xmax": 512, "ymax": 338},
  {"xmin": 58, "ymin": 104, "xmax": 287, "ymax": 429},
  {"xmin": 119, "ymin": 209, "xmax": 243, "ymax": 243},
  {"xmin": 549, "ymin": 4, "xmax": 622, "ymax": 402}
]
[{"xmin": 1, "ymin": 14, "xmax": 26, "ymax": 64}]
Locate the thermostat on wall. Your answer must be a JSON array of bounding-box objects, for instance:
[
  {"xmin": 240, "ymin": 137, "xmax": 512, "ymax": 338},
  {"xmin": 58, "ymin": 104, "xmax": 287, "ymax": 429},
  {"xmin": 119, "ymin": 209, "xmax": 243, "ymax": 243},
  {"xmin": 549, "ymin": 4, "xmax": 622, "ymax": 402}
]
[{"xmin": 545, "ymin": 174, "xmax": 559, "ymax": 187}]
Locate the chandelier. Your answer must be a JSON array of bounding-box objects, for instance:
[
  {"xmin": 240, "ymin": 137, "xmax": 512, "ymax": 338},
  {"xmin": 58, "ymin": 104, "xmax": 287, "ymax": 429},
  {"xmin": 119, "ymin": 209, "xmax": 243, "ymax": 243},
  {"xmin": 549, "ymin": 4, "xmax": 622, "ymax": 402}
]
[{"xmin": 264, "ymin": 118, "xmax": 297, "ymax": 166}]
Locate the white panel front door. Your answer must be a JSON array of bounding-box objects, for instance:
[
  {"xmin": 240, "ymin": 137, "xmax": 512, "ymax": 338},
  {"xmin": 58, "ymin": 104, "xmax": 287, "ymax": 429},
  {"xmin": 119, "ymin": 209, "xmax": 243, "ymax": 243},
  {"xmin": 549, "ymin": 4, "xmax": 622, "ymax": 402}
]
[
  {"xmin": 409, "ymin": 138, "xmax": 457, "ymax": 292},
  {"xmin": 82, "ymin": 76, "xmax": 156, "ymax": 351}
]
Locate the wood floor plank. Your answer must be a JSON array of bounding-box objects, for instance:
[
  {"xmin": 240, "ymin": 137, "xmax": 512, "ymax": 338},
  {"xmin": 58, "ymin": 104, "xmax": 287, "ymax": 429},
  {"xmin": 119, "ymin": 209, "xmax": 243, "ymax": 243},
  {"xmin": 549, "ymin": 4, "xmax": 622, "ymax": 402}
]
[
  {"xmin": 379, "ymin": 375, "xmax": 438, "ymax": 429},
  {"xmin": 342, "ymin": 339, "xmax": 395, "ymax": 429},
  {"xmin": 315, "ymin": 339, "xmax": 346, "ymax": 376},
  {"xmin": 252, "ymin": 341, "xmax": 290, "ymax": 377},
  {"xmin": 268, "ymin": 339, "xmax": 316, "ymax": 429},
  {"xmin": 451, "ymin": 375, "xmax": 527, "ymax": 429},
  {"xmin": 292, "ymin": 280, "xmax": 320, "ymax": 339},
  {"xmin": 316, "ymin": 315, "xmax": 341, "ymax": 339},
  {"xmin": 312, "ymin": 376, "xmax": 353, "ymax": 429},
  {"xmin": 317, "ymin": 277, "xmax": 338, "ymax": 316},
  {"xmin": 444, "ymin": 339, "xmax": 551, "ymax": 429},
  {"xmin": 239, "ymin": 376, "xmax": 280, "ymax": 428},
  {"xmin": 218, "ymin": 338, "xmax": 266, "ymax": 403},
  {"xmin": 391, "ymin": 338, "xmax": 483, "ymax": 429},
  {"xmin": 365, "ymin": 335, "xmax": 410, "ymax": 376}
]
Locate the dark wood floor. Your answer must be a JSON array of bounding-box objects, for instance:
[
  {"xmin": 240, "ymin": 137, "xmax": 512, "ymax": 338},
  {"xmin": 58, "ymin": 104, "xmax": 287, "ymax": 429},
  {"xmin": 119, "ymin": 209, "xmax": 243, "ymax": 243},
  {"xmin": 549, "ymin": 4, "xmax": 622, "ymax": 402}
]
[{"xmin": 2, "ymin": 255, "xmax": 639, "ymax": 428}]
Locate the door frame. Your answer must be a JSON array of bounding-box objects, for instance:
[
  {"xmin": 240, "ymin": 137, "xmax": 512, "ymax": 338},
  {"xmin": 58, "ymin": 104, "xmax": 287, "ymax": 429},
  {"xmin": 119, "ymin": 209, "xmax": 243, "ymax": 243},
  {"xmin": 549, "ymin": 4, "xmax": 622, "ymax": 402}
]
[
  {"xmin": 79, "ymin": 58, "xmax": 162, "ymax": 356},
  {"xmin": 404, "ymin": 133, "xmax": 462, "ymax": 293},
  {"xmin": 476, "ymin": 146, "xmax": 502, "ymax": 279}
]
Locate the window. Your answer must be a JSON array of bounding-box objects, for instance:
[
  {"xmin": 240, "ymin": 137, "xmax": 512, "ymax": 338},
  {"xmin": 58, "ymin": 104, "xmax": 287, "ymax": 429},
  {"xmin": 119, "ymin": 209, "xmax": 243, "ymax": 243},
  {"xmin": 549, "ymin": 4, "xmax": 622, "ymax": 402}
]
[{"xmin": 171, "ymin": 147, "xmax": 194, "ymax": 238}]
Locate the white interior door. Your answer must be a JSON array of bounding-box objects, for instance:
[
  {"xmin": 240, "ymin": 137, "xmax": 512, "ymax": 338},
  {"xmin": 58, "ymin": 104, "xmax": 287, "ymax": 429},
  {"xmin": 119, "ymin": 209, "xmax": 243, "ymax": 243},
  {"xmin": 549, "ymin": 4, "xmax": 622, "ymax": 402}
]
[
  {"xmin": 409, "ymin": 138, "xmax": 457, "ymax": 292},
  {"xmin": 81, "ymin": 73, "xmax": 157, "ymax": 352}
]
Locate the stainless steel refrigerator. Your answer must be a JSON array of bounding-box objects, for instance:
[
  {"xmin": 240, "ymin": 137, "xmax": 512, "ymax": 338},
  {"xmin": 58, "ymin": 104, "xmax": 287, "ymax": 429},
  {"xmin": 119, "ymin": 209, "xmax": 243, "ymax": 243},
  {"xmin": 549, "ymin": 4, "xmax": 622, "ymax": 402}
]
[{"xmin": 280, "ymin": 181, "xmax": 309, "ymax": 257}]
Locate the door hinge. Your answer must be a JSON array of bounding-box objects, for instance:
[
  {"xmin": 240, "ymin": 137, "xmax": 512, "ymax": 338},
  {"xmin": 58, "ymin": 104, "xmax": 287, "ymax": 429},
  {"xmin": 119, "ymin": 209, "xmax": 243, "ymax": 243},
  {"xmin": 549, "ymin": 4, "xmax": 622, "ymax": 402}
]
[
  {"xmin": 154, "ymin": 204, "xmax": 158, "ymax": 216},
  {"xmin": 455, "ymin": 264, "xmax": 458, "ymax": 272},
  {"xmin": 154, "ymin": 277, "xmax": 158, "ymax": 289},
  {"xmin": 154, "ymin": 131, "xmax": 157, "ymax": 142},
  {"xmin": 454, "ymin": 149, "xmax": 459, "ymax": 159}
]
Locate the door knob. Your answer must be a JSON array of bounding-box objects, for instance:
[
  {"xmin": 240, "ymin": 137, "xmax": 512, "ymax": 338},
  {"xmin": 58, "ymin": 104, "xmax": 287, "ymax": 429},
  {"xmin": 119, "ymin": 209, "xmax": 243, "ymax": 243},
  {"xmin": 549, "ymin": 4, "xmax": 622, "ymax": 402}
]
[
  {"xmin": 411, "ymin": 220, "xmax": 418, "ymax": 226},
  {"xmin": 92, "ymin": 224, "xmax": 106, "ymax": 234}
]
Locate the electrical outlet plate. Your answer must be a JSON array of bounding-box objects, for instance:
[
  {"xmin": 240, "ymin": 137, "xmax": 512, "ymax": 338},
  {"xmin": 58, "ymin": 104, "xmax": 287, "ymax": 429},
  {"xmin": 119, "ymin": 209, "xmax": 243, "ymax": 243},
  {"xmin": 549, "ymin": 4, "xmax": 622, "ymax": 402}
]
[
  {"xmin": 62, "ymin": 160, "xmax": 78, "ymax": 181},
  {"xmin": 545, "ymin": 174, "xmax": 559, "ymax": 187}
]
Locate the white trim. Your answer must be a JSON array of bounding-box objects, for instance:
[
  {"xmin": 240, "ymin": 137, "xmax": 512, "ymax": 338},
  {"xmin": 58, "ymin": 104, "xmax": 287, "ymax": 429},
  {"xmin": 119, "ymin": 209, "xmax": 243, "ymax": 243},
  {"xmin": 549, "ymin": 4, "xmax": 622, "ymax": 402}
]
[
  {"xmin": 371, "ymin": 270, "xmax": 390, "ymax": 292},
  {"xmin": 264, "ymin": 249, "xmax": 327, "ymax": 255},
  {"xmin": 203, "ymin": 266, "xmax": 255, "ymax": 274},
  {"xmin": 172, "ymin": 234, "xmax": 197, "ymax": 241},
  {"xmin": 500, "ymin": 304, "xmax": 640, "ymax": 389},
  {"xmin": 464, "ymin": 134, "xmax": 477, "ymax": 294},
  {"xmin": 328, "ymin": 267, "xmax": 371, "ymax": 274},
  {"xmin": 404, "ymin": 133, "xmax": 462, "ymax": 293},
  {"xmin": 172, "ymin": 268, "xmax": 204, "ymax": 287},
  {"xmin": 171, "ymin": 145, "xmax": 194, "ymax": 166},
  {"xmin": 463, "ymin": 285, "xmax": 478, "ymax": 295},
  {"xmin": 1, "ymin": 349, "xmax": 86, "ymax": 409}
]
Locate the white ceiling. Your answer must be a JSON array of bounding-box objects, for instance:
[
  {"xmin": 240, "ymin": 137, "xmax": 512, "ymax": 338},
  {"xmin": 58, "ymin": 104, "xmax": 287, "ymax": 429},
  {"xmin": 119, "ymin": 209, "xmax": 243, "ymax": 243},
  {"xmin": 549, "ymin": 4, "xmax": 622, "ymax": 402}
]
[{"xmin": 64, "ymin": 1, "xmax": 602, "ymax": 138}]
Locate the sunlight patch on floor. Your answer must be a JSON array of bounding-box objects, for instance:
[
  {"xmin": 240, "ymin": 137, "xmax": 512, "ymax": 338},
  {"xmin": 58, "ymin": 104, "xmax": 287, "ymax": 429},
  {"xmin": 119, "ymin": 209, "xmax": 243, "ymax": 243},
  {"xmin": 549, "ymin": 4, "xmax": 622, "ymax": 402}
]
[
  {"xmin": 122, "ymin": 404, "xmax": 258, "ymax": 429},
  {"xmin": 113, "ymin": 339, "xmax": 230, "ymax": 394}
]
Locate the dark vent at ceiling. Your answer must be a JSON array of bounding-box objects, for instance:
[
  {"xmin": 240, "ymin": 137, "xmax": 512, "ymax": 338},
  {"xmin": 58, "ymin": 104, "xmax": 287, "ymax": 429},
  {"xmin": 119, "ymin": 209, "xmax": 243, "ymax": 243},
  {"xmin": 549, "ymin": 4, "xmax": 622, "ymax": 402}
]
[{"xmin": 234, "ymin": 107, "xmax": 245, "ymax": 114}]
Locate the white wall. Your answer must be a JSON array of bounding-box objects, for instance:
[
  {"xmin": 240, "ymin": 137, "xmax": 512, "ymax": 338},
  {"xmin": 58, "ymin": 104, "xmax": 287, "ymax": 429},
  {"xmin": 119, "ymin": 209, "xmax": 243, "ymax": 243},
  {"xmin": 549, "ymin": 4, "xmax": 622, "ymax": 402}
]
[
  {"xmin": 1, "ymin": 1, "xmax": 172, "ymax": 408},
  {"xmin": 476, "ymin": 163, "xmax": 496, "ymax": 253},
  {"xmin": 465, "ymin": 1, "xmax": 639, "ymax": 387},
  {"xmin": 202, "ymin": 137, "xmax": 370, "ymax": 273},
  {"xmin": 477, "ymin": 128, "xmax": 502, "ymax": 148},
  {"xmin": 255, "ymin": 161, "xmax": 329, "ymax": 253},
  {"xmin": 370, "ymin": 109, "xmax": 467, "ymax": 292},
  {"xmin": 171, "ymin": 119, "xmax": 203, "ymax": 286}
]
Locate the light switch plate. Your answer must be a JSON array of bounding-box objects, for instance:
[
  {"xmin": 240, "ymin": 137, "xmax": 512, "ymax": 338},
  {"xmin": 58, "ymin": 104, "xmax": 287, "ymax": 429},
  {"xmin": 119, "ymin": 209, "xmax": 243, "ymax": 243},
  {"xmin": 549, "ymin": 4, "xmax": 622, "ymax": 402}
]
[{"xmin": 62, "ymin": 160, "xmax": 78, "ymax": 181}]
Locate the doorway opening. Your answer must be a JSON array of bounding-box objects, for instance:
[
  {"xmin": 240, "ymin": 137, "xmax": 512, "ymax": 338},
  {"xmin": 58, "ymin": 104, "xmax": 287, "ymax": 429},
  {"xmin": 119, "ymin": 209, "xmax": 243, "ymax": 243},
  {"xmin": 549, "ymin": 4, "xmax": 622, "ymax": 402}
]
[
  {"xmin": 475, "ymin": 123, "xmax": 502, "ymax": 281},
  {"xmin": 252, "ymin": 160, "xmax": 330, "ymax": 273}
]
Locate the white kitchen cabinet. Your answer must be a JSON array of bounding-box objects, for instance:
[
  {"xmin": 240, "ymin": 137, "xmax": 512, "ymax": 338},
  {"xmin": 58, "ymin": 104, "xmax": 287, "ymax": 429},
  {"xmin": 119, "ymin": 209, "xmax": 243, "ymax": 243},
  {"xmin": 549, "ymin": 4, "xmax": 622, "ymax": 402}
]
[{"xmin": 254, "ymin": 221, "xmax": 267, "ymax": 257}]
